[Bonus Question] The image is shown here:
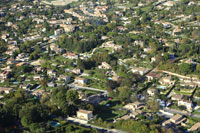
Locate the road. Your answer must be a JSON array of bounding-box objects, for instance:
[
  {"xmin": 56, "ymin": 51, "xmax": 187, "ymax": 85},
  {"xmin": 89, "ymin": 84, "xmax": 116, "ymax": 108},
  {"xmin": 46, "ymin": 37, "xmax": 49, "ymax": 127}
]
[
  {"xmin": 65, "ymin": 117, "xmax": 126, "ymax": 133},
  {"xmin": 164, "ymin": 108, "xmax": 200, "ymax": 119},
  {"xmin": 68, "ymin": 84, "xmax": 108, "ymax": 94}
]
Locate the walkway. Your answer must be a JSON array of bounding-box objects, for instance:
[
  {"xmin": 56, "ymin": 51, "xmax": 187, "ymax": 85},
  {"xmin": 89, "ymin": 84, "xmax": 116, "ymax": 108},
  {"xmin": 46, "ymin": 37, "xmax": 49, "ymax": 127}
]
[
  {"xmin": 164, "ymin": 108, "xmax": 200, "ymax": 119},
  {"xmin": 68, "ymin": 84, "xmax": 108, "ymax": 94},
  {"xmin": 65, "ymin": 117, "xmax": 126, "ymax": 133}
]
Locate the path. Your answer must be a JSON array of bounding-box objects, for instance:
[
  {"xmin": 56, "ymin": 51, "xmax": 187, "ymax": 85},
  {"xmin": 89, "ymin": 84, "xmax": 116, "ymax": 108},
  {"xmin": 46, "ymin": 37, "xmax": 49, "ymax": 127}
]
[
  {"xmin": 68, "ymin": 84, "xmax": 108, "ymax": 94},
  {"xmin": 164, "ymin": 108, "xmax": 200, "ymax": 119},
  {"xmin": 65, "ymin": 117, "xmax": 126, "ymax": 133}
]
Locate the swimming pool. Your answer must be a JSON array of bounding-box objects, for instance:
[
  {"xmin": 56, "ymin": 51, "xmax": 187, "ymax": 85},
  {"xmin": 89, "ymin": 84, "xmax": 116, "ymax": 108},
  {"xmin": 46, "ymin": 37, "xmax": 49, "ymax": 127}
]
[{"xmin": 157, "ymin": 86, "xmax": 167, "ymax": 89}]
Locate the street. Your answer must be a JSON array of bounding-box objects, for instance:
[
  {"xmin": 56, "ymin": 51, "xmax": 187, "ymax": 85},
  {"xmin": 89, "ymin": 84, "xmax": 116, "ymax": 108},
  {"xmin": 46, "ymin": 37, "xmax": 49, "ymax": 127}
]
[
  {"xmin": 164, "ymin": 108, "xmax": 200, "ymax": 119},
  {"xmin": 65, "ymin": 117, "xmax": 126, "ymax": 133}
]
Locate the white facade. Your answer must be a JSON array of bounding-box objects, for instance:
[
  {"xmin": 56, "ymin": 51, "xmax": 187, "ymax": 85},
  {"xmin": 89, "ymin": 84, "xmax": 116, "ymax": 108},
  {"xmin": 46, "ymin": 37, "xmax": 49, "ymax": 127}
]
[
  {"xmin": 77, "ymin": 109, "xmax": 93, "ymax": 121},
  {"xmin": 178, "ymin": 100, "xmax": 193, "ymax": 111}
]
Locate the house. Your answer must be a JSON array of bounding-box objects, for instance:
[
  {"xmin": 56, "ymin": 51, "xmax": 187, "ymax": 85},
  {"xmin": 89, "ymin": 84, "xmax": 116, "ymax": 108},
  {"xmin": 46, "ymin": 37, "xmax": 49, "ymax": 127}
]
[
  {"xmin": 173, "ymin": 28, "xmax": 182, "ymax": 35},
  {"xmin": 189, "ymin": 122, "xmax": 200, "ymax": 132},
  {"xmin": 32, "ymin": 89, "xmax": 45, "ymax": 97},
  {"xmin": 146, "ymin": 72, "xmax": 162, "ymax": 82},
  {"xmin": 112, "ymin": 74, "xmax": 120, "ymax": 81},
  {"xmin": 162, "ymin": 22, "xmax": 171, "ymax": 29},
  {"xmin": 178, "ymin": 99, "xmax": 193, "ymax": 111},
  {"xmin": 163, "ymin": 1, "xmax": 175, "ymax": 7},
  {"xmin": 101, "ymin": 41, "xmax": 122, "ymax": 51},
  {"xmin": 47, "ymin": 70, "xmax": 56, "ymax": 77},
  {"xmin": 20, "ymin": 84, "xmax": 31, "ymax": 90},
  {"xmin": 72, "ymin": 69, "xmax": 82, "ymax": 75},
  {"xmin": 60, "ymin": 24, "xmax": 75, "ymax": 33},
  {"xmin": 0, "ymin": 71, "xmax": 10, "ymax": 80},
  {"xmin": 33, "ymin": 75, "xmax": 42, "ymax": 81},
  {"xmin": 57, "ymin": 75, "xmax": 70, "ymax": 82},
  {"xmin": 171, "ymin": 94, "xmax": 184, "ymax": 101},
  {"xmin": 6, "ymin": 58, "xmax": 15, "ymax": 65},
  {"xmin": 180, "ymin": 82, "xmax": 196, "ymax": 88},
  {"xmin": 78, "ymin": 91, "xmax": 86, "ymax": 100},
  {"xmin": 1, "ymin": 34, "xmax": 9, "ymax": 41},
  {"xmin": 143, "ymin": 47, "xmax": 152, "ymax": 53},
  {"xmin": 123, "ymin": 101, "xmax": 144, "ymax": 111},
  {"xmin": 131, "ymin": 66, "xmax": 149, "ymax": 75},
  {"xmin": 147, "ymin": 88, "xmax": 158, "ymax": 96},
  {"xmin": 134, "ymin": 40, "xmax": 144, "ymax": 47},
  {"xmin": 0, "ymin": 87, "xmax": 13, "ymax": 94},
  {"xmin": 98, "ymin": 62, "xmax": 112, "ymax": 69},
  {"xmin": 47, "ymin": 82, "xmax": 56, "ymax": 88},
  {"xmin": 5, "ymin": 50, "xmax": 14, "ymax": 56},
  {"xmin": 116, "ymin": 115, "xmax": 131, "ymax": 121},
  {"xmin": 170, "ymin": 114, "xmax": 186, "ymax": 124},
  {"xmin": 101, "ymin": 36, "xmax": 109, "ymax": 40},
  {"xmin": 74, "ymin": 77, "xmax": 88, "ymax": 85},
  {"xmin": 16, "ymin": 62, "xmax": 26, "ymax": 67},
  {"xmin": 63, "ymin": 52, "xmax": 78, "ymax": 59},
  {"xmin": 130, "ymin": 110, "xmax": 143, "ymax": 118},
  {"xmin": 77, "ymin": 109, "xmax": 93, "ymax": 121},
  {"xmin": 117, "ymin": 26, "xmax": 127, "ymax": 31},
  {"xmin": 54, "ymin": 29, "xmax": 63, "ymax": 36},
  {"xmin": 159, "ymin": 76, "xmax": 174, "ymax": 85},
  {"xmin": 35, "ymin": 67, "xmax": 43, "ymax": 72},
  {"xmin": 162, "ymin": 114, "xmax": 187, "ymax": 127}
]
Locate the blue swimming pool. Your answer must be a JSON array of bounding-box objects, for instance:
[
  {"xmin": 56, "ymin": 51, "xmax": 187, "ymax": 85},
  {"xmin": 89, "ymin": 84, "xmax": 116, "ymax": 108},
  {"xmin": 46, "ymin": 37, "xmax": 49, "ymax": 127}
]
[
  {"xmin": 157, "ymin": 86, "xmax": 166, "ymax": 89},
  {"xmin": 50, "ymin": 121, "xmax": 60, "ymax": 128}
]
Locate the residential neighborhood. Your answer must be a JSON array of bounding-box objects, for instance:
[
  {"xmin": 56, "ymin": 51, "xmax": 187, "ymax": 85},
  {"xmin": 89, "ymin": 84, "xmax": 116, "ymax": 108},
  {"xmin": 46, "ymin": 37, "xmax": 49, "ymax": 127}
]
[{"xmin": 0, "ymin": 0, "xmax": 200, "ymax": 132}]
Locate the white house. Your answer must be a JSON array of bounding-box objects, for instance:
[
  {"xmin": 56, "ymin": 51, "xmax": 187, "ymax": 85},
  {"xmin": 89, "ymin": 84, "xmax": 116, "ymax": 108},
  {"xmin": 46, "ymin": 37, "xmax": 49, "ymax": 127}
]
[
  {"xmin": 178, "ymin": 99, "xmax": 193, "ymax": 111},
  {"xmin": 72, "ymin": 69, "xmax": 82, "ymax": 75},
  {"xmin": 171, "ymin": 94, "xmax": 184, "ymax": 101},
  {"xmin": 63, "ymin": 52, "xmax": 78, "ymax": 59},
  {"xmin": 159, "ymin": 76, "xmax": 174, "ymax": 85},
  {"xmin": 74, "ymin": 77, "xmax": 88, "ymax": 85},
  {"xmin": 189, "ymin": 122, "xmax": 200, "ymax": 132},
  {"xmin": 98, "ymin": 62, "xmax": 112, "ymax": 69},
  {"xmin": 0, "ymin": 87, "xmax": 13, "ymax": 94},
  {"xmin": 146, "ymin": 72, "xmax": 162, "ymax": 82},
  {"xmin": 123, "ymin": 101, "xmax": 144, "ymax": 111},
  {"xmin": 77, "ymin": 109, "xmax": 93, "ymax": 121},
  {"xmin": 47, "ymin": 70, "xmax": 56, "ymax": 77},
  {"xmin": 131, "ymin": 66, "xmax": 149, "ymax": 75},
  {"xmin": 147, "ymin": 88, "xmax": 158, "ymax": 96},
  {"xmin": 162, "ymin": 114, "xmax": 187, "ymax": 127}
]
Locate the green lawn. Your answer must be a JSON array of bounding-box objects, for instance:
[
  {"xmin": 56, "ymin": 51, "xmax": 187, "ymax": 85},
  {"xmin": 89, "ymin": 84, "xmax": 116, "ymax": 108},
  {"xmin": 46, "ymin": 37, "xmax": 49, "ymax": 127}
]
[
  {"xmin": 174, "ymin": 90, "xmax": 192, "ymax": 95},
  {"xmin": 141, "ymin": 6, "xmax": 152, "ymax": 12},
  {"xmin": 95, "ymin": 99, "xmax": 127, "ymax": 121},
  {"xmin": 82, "ymin": 90, "xmax": 100, "ymax": 97}
]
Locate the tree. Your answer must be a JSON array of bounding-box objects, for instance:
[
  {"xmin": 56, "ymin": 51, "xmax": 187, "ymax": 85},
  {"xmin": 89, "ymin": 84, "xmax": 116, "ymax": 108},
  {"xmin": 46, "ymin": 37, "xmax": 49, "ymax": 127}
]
[
  {"xmin": 105, "ymin": 80, "xmax": 119, "ymax": 90},
  {"xmin": 136, "ymin": 8, "xmax": 142, "ymax": 16},
  {"xmin": 141, "ymin": 13, "xmax": 151, "ymax": 23},
  {"xmin": 19, "ymin": 103, "xmax": 49, "ymax": 127},
  {"xmin": 182, "ymin": 0, "xmax": 189, "ymax": 4},
  {"xmin": 147, "ymin": 99, "xmax": 160, "ymax": 112},
  {"xmin": 66, "ymin": 90, "xmax": 79, "ymax": 105},
  {"xmin": 0, "ymin": 107, "xmax": 15, "ymax": 128},
  {"xmin": 117, "ymin": 86, "xmax": 131, "ymax": 102},
  {"xmin": 39, "ymin": 78, "xmax": 48, "ymax": 91},
  {"xmin": 196, "ymin": 64, "xmax": 200, "ymax": 73},
  {"xmin": 178, "ymin": 63, "xmax": 193, "ymax": 75},
  {"xmin": 192, "ymin": 30, "xmax": 200, "ymax": 40}
]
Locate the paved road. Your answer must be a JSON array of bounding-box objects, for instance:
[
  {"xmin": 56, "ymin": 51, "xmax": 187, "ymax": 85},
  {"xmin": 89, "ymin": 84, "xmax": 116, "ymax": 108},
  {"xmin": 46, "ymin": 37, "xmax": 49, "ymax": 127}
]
[
  {"xmin": 68, "ymin": 84, "xmax": 108, "ymax": 94},
  {"xmin": 164, "ymin": 108, "xmax": 200, "ymax": 119},
  {"xmin": 65, "ymin": 117, "xmax": 126, "ymax": 133}
]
